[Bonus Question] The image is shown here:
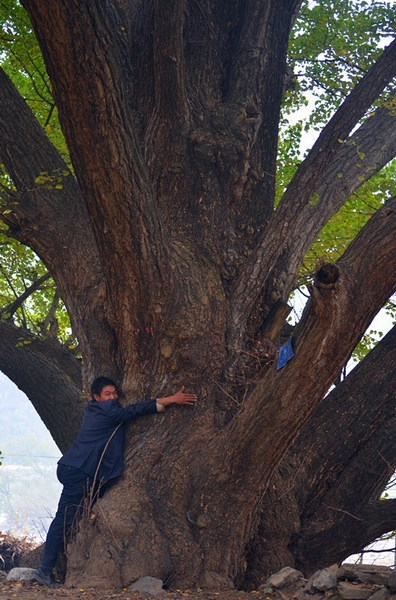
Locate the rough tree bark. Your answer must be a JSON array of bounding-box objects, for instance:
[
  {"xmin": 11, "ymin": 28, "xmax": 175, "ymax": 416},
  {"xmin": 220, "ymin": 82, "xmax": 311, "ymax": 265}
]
[
  {"xmin": 0, "ymin": 0, "xmax": 395, "ymax": 591},
  {"xmin": 246, "ymin": 322, "xmax": 396, "ymax": 586}
]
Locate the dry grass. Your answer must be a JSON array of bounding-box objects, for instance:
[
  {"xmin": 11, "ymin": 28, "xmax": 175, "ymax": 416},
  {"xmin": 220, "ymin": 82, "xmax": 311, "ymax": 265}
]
[{"xmin": 0, "ymin": 531, "xmax": 37, "ymax": 572}]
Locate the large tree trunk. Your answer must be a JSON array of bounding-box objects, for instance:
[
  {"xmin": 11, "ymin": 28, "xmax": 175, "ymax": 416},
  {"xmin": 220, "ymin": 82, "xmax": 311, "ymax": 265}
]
[
  {"xmin": 61, "ymin": 215, "xmax": 396, "ymax": 587},
  {"xmin": 0, "ymin": 0, "xmax": 396, "ymax": 591}
]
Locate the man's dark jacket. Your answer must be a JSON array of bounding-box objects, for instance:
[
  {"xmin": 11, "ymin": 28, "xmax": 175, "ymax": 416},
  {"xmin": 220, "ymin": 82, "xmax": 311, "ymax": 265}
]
[{"xmin": 58, "ymin": 398, "xmax": 158, "ymax": 482}]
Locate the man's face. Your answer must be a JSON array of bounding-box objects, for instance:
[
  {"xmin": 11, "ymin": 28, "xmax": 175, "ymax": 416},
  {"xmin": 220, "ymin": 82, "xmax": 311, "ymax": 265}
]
[{"xmin": 94, "ymin": 385, "xmax": 118, "ymax": 402}]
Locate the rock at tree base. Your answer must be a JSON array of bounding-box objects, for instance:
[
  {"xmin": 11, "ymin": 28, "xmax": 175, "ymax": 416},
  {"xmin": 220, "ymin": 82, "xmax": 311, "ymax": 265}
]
[
  {"xmin": 338, "ymin": 564, "xmax": 393, "ymax": 586},
  {"xmin": 337, "ymin": 580, "xmax": 380, "ymax": 600},
  {"xmin": 129, "ymin": 575, "xmax": 166, "ymax": 598},
  {"xmin": 6, "ymin": 567, "xmax": 36, "ymax": 582},
  {"xmin": 262, "ymin": 564, "xmax": 396, "ymax": 600},
  {"xmin": 265, "ymin": 566, "xmax": 304, "ymax": 589},
  {"xmin": 307, "ymin": 567, "xmax": 338, "ymax": 592}
]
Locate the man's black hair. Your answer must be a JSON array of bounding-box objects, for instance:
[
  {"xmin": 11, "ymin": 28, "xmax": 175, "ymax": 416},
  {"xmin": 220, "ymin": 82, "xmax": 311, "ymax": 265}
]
[{"xmin": 90, "ymin": 376, "xmax": 118, "ymax": 397}]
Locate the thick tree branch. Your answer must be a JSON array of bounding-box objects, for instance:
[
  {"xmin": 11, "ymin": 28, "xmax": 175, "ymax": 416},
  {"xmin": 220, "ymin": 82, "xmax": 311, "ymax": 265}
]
[
  {"xmin": 0, "ymin": 69, "xmax": 88, "ymax": 258},
  {"xmin": 224, "ymin": 1, "xmax": 302, "ymax": 222},
  {"xmin": 350, "ymin": 499, "xmax": 396, "ymax": 559},
  {"xmin": 0, "ymin": 67, "xmax": 119, "ymax": 382},
  {"xmin": 280, "ymin": 37, "xmax": 396, "ymax": 213},
  {"xmin": 196, "ymin": 199, "xmax": 396, "ymax": 543},
  {"xmin": 146, "ymin": 0, "xmax": 189, "ymax": 145},
  {"xmin": 244, "ymin": 322, "xmax": 396, "ymax": 581},
  {"xmin": 283, "ymin": 324, "xmax": 396, "ymax": 570},
  {"xmin": 23, "ymin": 0, "xmax": 168, "ymax": 287},
  {"xmin": 142, "ymin": 0, "xmax": 190, "ymax": 209},
  {"xmin": 0, "ymin": 320, "xmax": 83, "ymax": 452},
  {"xmin": 265, "ymin": 103, "xmax": 396, "ymax": 298},
  {"xmin": 0, "ymin": 272, "xmax": 52, "ymax": 320},
  {"xmin": 230, "ymin": 39, "xmax": 396, "ymax": 344},
  {"xmin": 294, "ymin": 325, "xmax": 396, "ymax": 511},
  {"xmin": 226, "ymin": 0, "xmax": 301, "ymax": 107},
  {"xmin": 295, "ymin": 498, "xmax": 396, "ymax": 573},
  {"xmin": 244, "ymin": 211, "xmax": 396, "ymax": 575}
]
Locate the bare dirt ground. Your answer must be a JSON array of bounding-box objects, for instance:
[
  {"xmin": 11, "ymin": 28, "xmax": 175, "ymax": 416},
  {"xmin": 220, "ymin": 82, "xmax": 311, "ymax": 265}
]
[{"xmin": 0, "ymin": 580, "xmax": 269, "ymax": 600}]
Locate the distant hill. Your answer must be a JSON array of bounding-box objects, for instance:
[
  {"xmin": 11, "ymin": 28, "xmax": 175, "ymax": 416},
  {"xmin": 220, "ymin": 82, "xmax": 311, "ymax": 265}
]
[{"xmin": 0, "ymin": 372, "xmax": 61, "ymax": 540}]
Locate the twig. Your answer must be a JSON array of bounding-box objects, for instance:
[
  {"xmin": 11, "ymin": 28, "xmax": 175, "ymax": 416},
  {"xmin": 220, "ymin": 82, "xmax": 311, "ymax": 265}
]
[
  {"xmin": 322, "ymin": 503, "xmax": 362, "ymax": 521},
  {"xmin": 209, "ymin": 377, "xmax": 241, "ymax": 405}
]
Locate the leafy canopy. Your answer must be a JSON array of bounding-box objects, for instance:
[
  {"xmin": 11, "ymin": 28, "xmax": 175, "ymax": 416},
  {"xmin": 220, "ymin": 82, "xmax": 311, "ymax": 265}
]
[
  {"xmin": 0, "ymin": 0, "xmax": 66, "ymax": 154},
  {"xmin": 278, "ymin": 0, "xmax": 396, "ymax": 337}
]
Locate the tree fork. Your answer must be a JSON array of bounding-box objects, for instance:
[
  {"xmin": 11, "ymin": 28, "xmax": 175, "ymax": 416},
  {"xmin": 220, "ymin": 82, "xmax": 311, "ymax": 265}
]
[
  {"xmin": 188, "ymin": 201, "xmax": 396, "ymax": 583},
  {"xmin": 245, "ymin": 324, "xmax": 396, "ymax": 584},
  {"xmin": 229, "ymin": 40, "xmax": 396, "ymax": 347}
]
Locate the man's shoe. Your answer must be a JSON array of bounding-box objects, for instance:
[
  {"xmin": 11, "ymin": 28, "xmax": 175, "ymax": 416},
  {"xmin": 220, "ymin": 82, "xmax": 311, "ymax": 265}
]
[{"xmin": 33, "ymin": 567, "xmax": 57, "ymax": 588}]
